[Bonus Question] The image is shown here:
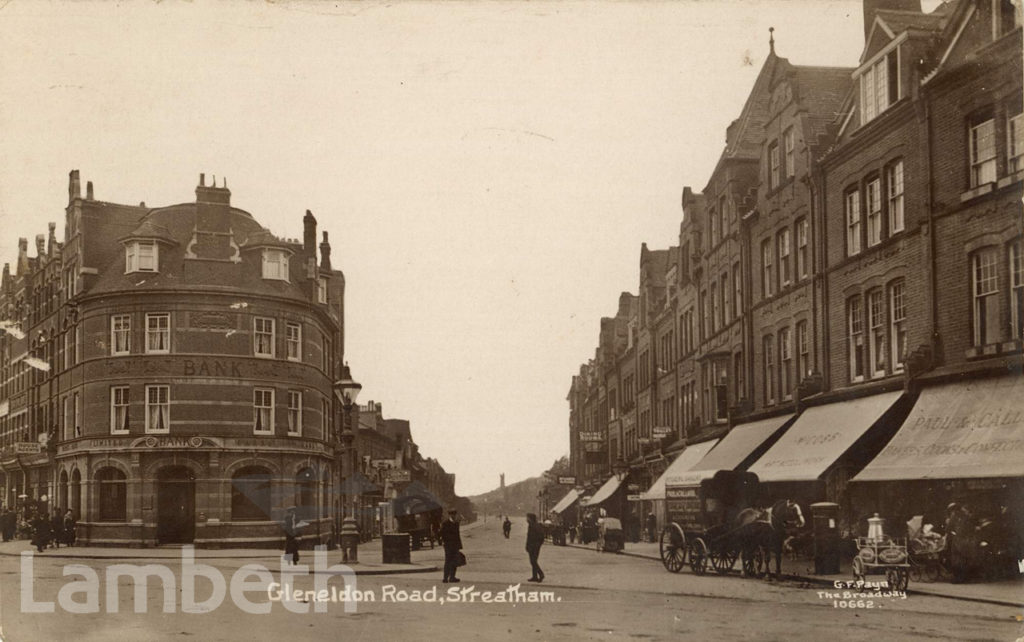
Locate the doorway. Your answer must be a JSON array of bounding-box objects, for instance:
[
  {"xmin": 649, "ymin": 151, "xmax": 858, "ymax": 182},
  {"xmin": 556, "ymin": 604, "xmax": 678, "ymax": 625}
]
[{"xmin": 157, "ymin": 466, "xmax": 195, "ymax": 544}]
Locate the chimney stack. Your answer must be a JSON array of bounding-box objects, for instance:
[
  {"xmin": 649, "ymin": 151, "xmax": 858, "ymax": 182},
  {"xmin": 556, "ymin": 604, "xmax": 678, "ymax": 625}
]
[
  {"xmin": 47, "ymin": 222, "xmax": 56, "ymax": 256},
  {"xmin": 86, "ymin": 181, "xmax": 94, "ymax": 200},
  {"xmin": 303, "ymin": 210, "xmax": 317, "ymax": 255},
  {"xmin": 35, "ymin": 235, "xmax": 45, "ymax": 258},
  {"xmin": 319, "ymin": 231, "xmax": 332, "ymax": 271},
  {"xmin": 863, "ymin": 0, "xmax": 922, "ymax": 39},
  {"xmin": 68, "ymin": 170, "xmax": 81, "ymax": 204},
  {"xmin": 16, "ymin": 238, "xmax": 29, "ymax": 275}
]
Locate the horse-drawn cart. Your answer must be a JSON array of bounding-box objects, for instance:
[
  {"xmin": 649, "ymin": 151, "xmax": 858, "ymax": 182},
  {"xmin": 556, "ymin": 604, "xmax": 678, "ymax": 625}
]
[{"xmin": 659, "ymin": 471, "xmax": 765, "ymax": 576}]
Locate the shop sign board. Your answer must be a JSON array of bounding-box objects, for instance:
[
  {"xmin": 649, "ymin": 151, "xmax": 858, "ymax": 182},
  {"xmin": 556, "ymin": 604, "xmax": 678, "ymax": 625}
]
[
  {"xmin": 653, "ymin": 426, "xmax": 672, "ymax": 437},
  {"xmin": 14, "ymin": 442, "xmax": 41, "ymax": 455},
  {"xmin": 557, "ymin": 476, "xmax": 576, "ymax": 485},
  {"xmin": 386, "ymin": 469, "xmax": 411, "ymax": 482},
  {"xmin": 579, "ymin": 432, "xmax": 603, "ymax": 442}
]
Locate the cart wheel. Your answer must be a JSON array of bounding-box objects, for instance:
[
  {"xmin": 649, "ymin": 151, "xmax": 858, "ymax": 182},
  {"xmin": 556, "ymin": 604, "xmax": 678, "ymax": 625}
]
[
  {"xmin": 689, "ymin": 538, "xmax": 709, "ymax": 576},
  {"xmin": 660, "ymin": 524, "xmax": 687, "ymax": 573},
  {"xmin": 711, "ymin": 548, "xmax": 738, "ymax": 575},
  {"xmin": 908, "ymin": 559, "xmax": 924, "ymax": 583},
  {"xmin": 852, "ymin": 557, "xmax": 865, "ymax": 582}
]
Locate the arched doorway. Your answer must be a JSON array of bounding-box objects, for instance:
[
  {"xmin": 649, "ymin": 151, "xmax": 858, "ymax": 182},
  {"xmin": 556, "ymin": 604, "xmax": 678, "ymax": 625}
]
[{"xmin": 157, "ymin": 466, "xmax": 195, "ymax": 544}]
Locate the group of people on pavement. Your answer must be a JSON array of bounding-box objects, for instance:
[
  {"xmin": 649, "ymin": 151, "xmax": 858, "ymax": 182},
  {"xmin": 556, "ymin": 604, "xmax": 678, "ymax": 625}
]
[{"xmin": 0, "ymin": 503, "xmax": 76, "ymax": 552}]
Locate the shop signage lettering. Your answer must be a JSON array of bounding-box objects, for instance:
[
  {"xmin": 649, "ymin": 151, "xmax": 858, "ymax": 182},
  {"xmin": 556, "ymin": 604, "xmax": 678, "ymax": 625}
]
[
  {"xmin": 183, "ymin": 359, "xmax": 242, "ymax": 378},
  {"xmin": 760, "ymin": 456, "xmax": 826, "ymax": 468},
  {"xmin": 14, "ymin": 442, "xmax": 41, "ymax": 454},
  {"xmin": 652, "ymin": 426, "xmax": 672, "ymax": 437},
  {"xmin": 878, "ymin": 439, "xmax": 1024, "ymax": 458},
  {"xmin": 578, "ymin": 432, "xmax": 603, "ymax": 442},
  {"xmin": 140, "ymin": 436, "xmax": 204, "ymax": 449},
  {"xmin": 908, "ymin": 410, "xmax": 1022, "ymax": 431},
  {"xmin": 557, "ymin": 476, "xmax": 576, "ymax": 485},
  {"xmin": 386, "ymin": 469, "xmax": 411, "ymax": 482},
  {"xmin": 794, "ymin": 433, "xmax": 839, "ymax": 445}
]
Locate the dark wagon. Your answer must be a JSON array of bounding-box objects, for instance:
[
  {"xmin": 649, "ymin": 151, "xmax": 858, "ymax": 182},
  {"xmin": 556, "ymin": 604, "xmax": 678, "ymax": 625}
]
[{"xmin": 659, "ymin": 471, "xmax": 765, "ymax": 576}]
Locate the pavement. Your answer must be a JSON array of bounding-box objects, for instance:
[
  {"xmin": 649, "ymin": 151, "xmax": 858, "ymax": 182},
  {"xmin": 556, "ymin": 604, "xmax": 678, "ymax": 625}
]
[
  {"xmin": 0, "ymin": 532, "xmax": 441, "ymax": 576},
  {"xmin": 564, "ymin": 538, "xmax": 1024, "ymax": 608}
]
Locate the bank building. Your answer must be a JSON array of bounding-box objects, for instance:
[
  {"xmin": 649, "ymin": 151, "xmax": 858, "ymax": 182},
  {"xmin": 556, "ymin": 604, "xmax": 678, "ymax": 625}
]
[{"xmin": 0, "ymin": 171, "xmax": 354, "ymax": 547}]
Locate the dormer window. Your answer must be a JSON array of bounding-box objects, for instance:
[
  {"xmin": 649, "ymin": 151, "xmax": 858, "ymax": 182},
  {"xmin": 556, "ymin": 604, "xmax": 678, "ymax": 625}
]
[
  {"xmin": 126, "ymin": 241, "xmax": 158, "ymax": 273},
  {"xmin": 859, "ymin": 45, "xmax": 900, "ymax": 125},
  {"xmin": 262, "ymin": 249, "xmax": 289, "ymax": 281}
]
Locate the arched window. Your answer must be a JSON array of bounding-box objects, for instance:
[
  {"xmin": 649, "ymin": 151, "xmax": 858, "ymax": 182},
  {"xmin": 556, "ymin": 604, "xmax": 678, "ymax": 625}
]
[
  {"xmin": 59, "ymin": 470, "xmax": 69, "ymax": 510},
  {"xmin": 296, "ymin": 468, "xmax": 316, "ymax": 521},
  {"xmin": 70, "ymin": 469, "xmax": 81, "ymax": 516},
  {"xmin": 96, "ymin": 467, "xmax": 126, "ymax": 521},
  {"xmin": 321, "ymin": 470, "xmax": 330, "ymax": 518},
  {"xmin": 231, "ymin": 466, "xmax": 272, "ymax": 521}
]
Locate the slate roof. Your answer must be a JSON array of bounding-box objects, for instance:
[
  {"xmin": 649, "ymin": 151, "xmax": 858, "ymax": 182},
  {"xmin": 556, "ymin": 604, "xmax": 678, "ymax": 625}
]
[{"xmin": 86, "ymin": 202, "xmax": 320, "ymax": 303}]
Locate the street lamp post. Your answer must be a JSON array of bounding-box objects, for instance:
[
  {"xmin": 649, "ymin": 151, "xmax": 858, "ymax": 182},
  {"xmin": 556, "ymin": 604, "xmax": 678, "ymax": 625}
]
[
  {"xmin": 333, "ymin": 363, "xmax": 362, "ymax": 561},
  {"xmin": 612, "ymin": 456, "xmax": 629, "ymax": 524}
]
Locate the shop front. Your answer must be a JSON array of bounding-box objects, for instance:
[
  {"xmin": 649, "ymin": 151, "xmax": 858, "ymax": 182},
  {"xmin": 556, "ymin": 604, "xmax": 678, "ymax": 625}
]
[
  {"xmin": 639, "ymin": 439, "xmax": 719, "ymax": 532},
  {"xmin": 850, "ymin": 375, "xmax": 1024, "ymax": 565},
  {"xmin": 747, "ymin": 390, "xmax": 912, "ymax": 516}
]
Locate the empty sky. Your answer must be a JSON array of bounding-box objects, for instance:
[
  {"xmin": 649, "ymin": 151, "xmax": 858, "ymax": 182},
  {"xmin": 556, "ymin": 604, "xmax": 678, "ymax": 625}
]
[{"xmin": 0, "ymin": 0, "xmax": 888, "ymax": 495}]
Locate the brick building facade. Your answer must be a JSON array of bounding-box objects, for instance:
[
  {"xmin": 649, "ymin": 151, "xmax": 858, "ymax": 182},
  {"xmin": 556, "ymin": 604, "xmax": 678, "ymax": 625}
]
[{"xmin": 566, "ymin": 0, "xmax": 1022, "ymax": 532}]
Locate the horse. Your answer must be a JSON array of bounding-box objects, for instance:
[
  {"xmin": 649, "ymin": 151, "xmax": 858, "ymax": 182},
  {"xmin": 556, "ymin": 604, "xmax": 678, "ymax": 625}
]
[{"xmin": 734, "ymin": 499, "xmax": 805, "ymax": 580}]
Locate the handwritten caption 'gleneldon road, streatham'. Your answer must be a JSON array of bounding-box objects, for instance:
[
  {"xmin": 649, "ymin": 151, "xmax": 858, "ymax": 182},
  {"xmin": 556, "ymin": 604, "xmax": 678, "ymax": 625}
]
[{"xmin": 267, "ymin": 583, "xmax": 560, "ymax": 605}]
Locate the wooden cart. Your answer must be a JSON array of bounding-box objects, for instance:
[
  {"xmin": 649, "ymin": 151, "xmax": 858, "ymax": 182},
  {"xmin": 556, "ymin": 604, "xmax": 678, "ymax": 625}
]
[{"xmin": 659, "ymin": 471, "xmax": 763, "ymax": 577}]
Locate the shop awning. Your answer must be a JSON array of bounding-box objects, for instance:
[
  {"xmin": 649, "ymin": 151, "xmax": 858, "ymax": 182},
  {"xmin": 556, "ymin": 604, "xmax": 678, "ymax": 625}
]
[
  {"xmin": 853, "ymin": 376, "xmax": 1024, "ymax": 481},
  {"xmin": 670, "ymin": 415, "xmax": 795, "ymax": 486},
  {"xmin": 550, "ymin": 489, "xmax": 580, "ymax": 514},
  {"xmin": 639, "ymin": 439, "xmax": 719, "ymax": 500},
  {"xmin": 582, "ymin": 475, "xmax": 623, "ymax": 507},
  {"xmin": 749, "ymin": 391, "xmax": 903, "ymax": 482}
]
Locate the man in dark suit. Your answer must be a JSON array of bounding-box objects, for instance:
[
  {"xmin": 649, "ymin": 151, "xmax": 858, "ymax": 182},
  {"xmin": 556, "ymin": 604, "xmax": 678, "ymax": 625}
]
[
  {"xmin": 526, "ymin": 513, "xmax": 545, "ymax": 582},
  {"xmin": 438, "ymin": 509, "xmax": 462, "ymax": 583}
]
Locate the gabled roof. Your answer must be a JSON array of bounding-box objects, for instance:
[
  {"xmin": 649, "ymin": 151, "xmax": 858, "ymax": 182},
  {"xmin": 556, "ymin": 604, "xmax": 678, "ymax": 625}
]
[{"xmin": 790, "ymin": 65, "xmax": 854, "ymax": 152}]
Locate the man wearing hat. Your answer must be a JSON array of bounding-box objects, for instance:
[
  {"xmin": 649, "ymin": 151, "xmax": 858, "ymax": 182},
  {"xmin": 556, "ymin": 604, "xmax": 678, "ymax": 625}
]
[
  {"xmin": 438, "ymin": 508, "xmax": 463, "ymax": 583},
  {"xmin": 283, "ymin": 506, "xmax": 300, "ymax": 565}
]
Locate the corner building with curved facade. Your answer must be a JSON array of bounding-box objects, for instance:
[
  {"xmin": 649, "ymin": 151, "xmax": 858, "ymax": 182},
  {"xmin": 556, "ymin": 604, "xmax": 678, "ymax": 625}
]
[{"xmin": 6, "ymin": 171, "xmax": 350, "ymax": 547}]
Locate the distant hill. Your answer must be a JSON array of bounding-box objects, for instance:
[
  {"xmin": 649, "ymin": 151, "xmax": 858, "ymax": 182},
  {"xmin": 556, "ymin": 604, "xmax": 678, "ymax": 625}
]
[{"xmin": 468, "ymin": 457, "xmax": 572, "ymax": 518}]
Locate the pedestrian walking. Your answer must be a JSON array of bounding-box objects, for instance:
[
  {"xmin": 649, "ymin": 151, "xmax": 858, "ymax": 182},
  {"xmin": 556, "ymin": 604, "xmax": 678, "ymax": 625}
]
[
  {"xmin": 282, "ymin": 506, "xmax": 300, "ymax": 565},
  {"xmin": 439, "ymin": 508, "xmax": 463, "ymax": 583},
  {"xmin": 526, "ymin": 513, "xmax": 545, "ymax": 583},
  {"xmin": 50, "ymin": 511, "xmax": 63, "ymax": 548},
  {"xmin": 503, "ymin": 516, "xmax": 512, "ymax": 539},
  {"xmin": 646, "ymin": 512, "xmax": 657, "ymax": 543},
  {"xmin": 1, "ymin": 508, "xmax": 14, "ymax": 542},
  {"xmin": 62, "ymin": 509, "xmax": 76, "ymax": 546},
  {"xmin": 31, "ymin": 513, "xmax": 50, "ymax": 553}
]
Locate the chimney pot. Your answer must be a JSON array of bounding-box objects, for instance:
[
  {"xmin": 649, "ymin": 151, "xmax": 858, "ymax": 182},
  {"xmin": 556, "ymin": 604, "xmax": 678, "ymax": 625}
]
[
  {"xmin": 199, "ymin": 173, "xmax": 205, "ymax": 187},
  {"xmin": 68, "ymin": 170, "xmax": 81, "ymax": 203}
]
